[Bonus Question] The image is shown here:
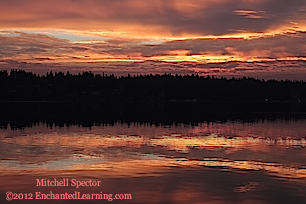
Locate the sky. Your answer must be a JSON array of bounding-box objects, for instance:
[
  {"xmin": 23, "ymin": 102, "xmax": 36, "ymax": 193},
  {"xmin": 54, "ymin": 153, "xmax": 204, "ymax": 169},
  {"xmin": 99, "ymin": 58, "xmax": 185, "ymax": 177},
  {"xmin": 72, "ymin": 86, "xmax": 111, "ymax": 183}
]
[{"xmin": 1, "ymin": 0, "xmax": 306, "ymax": 79}]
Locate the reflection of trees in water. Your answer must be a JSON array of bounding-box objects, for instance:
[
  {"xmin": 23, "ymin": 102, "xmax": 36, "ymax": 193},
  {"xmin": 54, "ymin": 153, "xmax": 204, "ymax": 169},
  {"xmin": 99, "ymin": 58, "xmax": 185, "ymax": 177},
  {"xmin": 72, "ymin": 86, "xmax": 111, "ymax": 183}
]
[{"xmin": 1, "ymin": 101, "xmax": 306, "ymax": 129}]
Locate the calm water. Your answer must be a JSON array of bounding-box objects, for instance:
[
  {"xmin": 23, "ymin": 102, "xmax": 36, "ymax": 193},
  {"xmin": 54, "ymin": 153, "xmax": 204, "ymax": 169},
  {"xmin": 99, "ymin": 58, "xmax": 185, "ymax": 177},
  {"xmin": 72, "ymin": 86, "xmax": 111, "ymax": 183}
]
[{"xmin": 1, "ymin": 118, "xmax": 306, "ymax": 203}]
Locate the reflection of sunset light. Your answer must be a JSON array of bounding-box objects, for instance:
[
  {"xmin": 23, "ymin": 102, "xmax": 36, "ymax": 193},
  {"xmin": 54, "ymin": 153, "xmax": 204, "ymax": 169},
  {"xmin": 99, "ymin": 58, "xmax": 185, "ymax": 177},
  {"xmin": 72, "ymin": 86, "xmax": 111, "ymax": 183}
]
[
  {"xmin": 77, "ymin": 158, "xmax": 306, "ymax": 179},
  {"xmin": 150, "ymin": 135, "xmax": 306, "ymax": 152},
  {"xmin": 3, "ymin": 133, "xmax": 306, "ymax": 150},
  {"xmin": 1, "ymin": 124, "xmax": 305, "ymax": 180},
  {"xmin": 1, "ymin": 156, "xmax": 305, "ymax": 180},
  {"xmin": 2, "ymin": 133, "xmax": 305, "ymax": 152},
  {"xmin": 2, "ymin": 133, "xmax": 145, "ymax": 148}
]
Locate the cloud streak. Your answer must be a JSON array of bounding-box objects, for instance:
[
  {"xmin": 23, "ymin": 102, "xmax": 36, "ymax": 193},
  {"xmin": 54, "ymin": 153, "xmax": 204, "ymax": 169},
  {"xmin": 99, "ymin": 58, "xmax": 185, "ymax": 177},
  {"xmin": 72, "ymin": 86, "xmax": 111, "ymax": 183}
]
[
  {"xmin": 2, "ymin": 31, "xmax": 306, "ymax": 63},
  {"xmin": 234, "ymin": 10, "xmax": 269, "ymax": 19}
]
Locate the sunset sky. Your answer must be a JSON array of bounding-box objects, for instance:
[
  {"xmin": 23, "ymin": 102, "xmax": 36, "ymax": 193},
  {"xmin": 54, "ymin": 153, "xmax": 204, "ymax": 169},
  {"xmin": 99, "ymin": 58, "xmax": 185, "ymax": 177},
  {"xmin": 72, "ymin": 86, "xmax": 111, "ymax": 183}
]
[{"xmin": 1, "ymin": 0, "xmax": 306, "ymax": 79}]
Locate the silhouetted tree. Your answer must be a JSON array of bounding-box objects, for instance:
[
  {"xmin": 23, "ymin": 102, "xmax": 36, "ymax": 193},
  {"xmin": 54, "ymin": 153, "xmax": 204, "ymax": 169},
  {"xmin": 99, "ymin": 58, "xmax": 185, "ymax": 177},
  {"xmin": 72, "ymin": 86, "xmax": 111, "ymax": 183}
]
[{"xmin": 0, "ymin": 69, "xmax": 305, "ymax": 102}]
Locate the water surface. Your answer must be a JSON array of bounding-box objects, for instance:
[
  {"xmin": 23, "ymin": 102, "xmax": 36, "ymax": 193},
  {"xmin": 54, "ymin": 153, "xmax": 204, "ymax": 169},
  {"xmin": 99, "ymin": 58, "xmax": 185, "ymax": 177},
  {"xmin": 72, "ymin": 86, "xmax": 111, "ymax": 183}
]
[{"xmin": 1, "ymin": 118, "xmax": 306, "ymax": 203}]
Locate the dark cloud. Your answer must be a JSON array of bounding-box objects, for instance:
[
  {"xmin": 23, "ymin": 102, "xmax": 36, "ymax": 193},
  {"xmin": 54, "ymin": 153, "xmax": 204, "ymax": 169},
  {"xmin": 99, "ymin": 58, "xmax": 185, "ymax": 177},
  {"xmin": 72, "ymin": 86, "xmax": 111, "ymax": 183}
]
[
  {"xmin": 0, "ymin": 0, "xmax": 305, "ymax": 35},
  {"xmin": 234, "ymin": 10, "xmax": 270, "ymax": 19}
]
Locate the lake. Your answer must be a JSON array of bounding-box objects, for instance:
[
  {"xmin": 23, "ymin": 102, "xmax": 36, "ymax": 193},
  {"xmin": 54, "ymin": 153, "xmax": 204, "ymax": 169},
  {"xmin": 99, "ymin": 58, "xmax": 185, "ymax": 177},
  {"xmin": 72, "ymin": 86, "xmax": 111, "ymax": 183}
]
[{"xmin": 0, "ymin": 102, "xmax": 306, "ymax": 203}]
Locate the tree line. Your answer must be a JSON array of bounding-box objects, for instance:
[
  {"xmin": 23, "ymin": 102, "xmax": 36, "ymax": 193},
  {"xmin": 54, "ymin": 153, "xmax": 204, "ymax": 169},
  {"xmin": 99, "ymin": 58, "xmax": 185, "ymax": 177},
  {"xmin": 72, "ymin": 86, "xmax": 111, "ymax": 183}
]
[{"xmin": 0, "ymin": 69, "xmax": 305, "ymax": 102}]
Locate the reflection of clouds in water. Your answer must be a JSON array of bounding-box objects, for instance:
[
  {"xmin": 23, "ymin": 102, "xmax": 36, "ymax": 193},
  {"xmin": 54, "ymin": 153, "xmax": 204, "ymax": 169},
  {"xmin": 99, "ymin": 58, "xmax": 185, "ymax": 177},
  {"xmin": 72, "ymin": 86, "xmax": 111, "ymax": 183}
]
[
  {"xmin": 1, "ymin": 168, "xmax": 296, "ymax": 204},
  {"xmin": 3, "ymin": 119, "xmax": 306, "ymax": 139},
  {"xmin": 1, "ymin": 132, "xmax": 306, "ymax": 168},
  {"xmin": 1, "ymin": 132, "xmax": 305, "ymax": 152},
  {"xmin": 0, "ymin": 121, "xmax": 305, "ymax": 183},
  {"xmin": 150, "ymin": 135, "xmax": 306, "ymax": 152},
  {"xmin": 235, "ymin": 181, "xmax": 260, "ymax": 193},
  {"xmin": 1, "ymin": 156, "xmax": 306, "ymax": 180}
]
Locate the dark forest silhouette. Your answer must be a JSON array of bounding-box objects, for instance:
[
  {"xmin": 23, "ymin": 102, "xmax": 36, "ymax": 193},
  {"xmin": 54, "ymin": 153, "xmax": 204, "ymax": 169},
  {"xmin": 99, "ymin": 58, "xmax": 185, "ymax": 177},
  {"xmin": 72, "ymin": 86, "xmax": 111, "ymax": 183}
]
[{"xmin": 0, "ymin": 69, "xmax": 306, "ymax": 102}]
